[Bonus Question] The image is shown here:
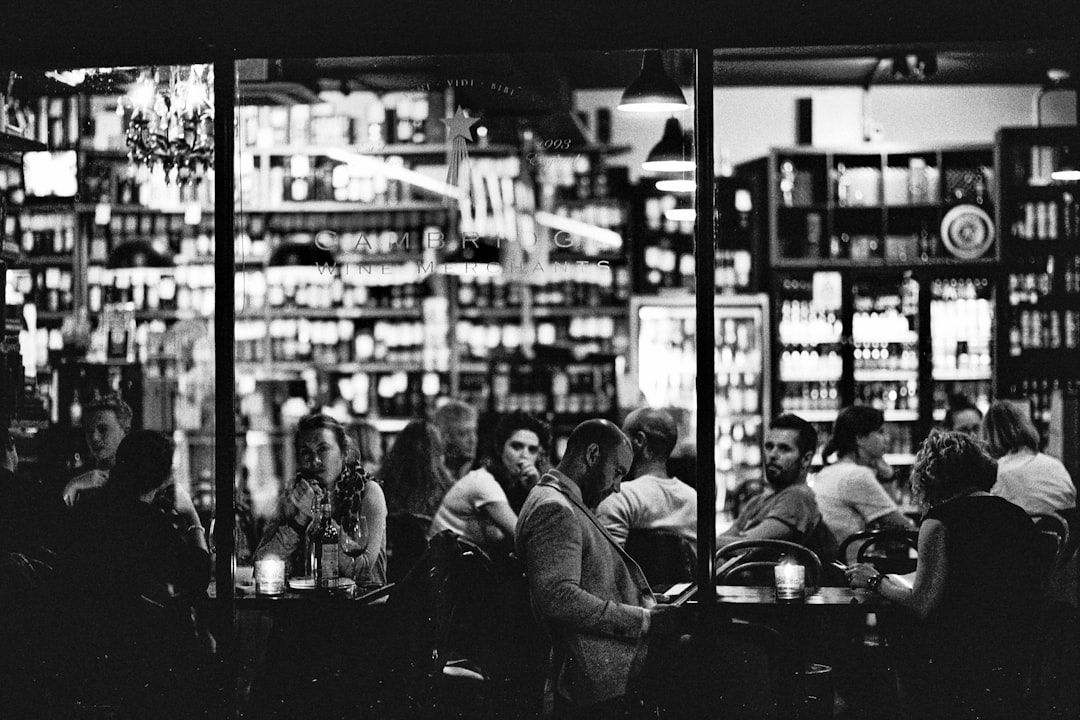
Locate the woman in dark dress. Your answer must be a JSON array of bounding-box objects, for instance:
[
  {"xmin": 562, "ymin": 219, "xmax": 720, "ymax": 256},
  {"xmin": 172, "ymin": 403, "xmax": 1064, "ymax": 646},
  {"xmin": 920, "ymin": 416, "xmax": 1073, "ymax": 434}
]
[{"xmin": 846, "ymin": 430, "xmax": 1040, "ymax": 720}]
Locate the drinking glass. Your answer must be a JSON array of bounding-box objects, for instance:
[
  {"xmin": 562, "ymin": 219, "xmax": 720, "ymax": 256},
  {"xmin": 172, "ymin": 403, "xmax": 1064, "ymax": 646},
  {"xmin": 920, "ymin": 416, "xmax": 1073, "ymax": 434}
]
[{"xmin": 340, "ymin": 514, "xmax": 369, "ymax": 558}]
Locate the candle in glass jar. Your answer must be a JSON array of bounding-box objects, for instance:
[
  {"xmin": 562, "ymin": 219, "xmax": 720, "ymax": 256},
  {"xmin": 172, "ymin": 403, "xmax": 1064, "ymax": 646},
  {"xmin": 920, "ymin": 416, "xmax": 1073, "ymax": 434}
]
[
  {"xmin": 255, "ymin": 555, "xmax": 286, "ymax": 595},
  {"xmin": 774, "ymin": 561, "xmax": 805, "ymax": 601}
]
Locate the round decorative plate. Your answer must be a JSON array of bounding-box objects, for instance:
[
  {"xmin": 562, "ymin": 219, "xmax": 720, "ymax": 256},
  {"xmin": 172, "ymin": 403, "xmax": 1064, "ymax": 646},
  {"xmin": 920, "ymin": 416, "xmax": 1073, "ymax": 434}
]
[{"xmin": 940, "ymin": 204, "xmax": 994, "ymax": 260}]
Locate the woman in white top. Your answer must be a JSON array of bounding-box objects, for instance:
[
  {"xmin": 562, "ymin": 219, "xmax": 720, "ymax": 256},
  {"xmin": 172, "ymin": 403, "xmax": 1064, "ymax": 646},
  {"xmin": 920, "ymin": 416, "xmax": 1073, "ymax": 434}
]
[
  {"xmin": 982, "ymin": 400, "xmax": 1076, "ymax": 515},
  {"xmin": 813, "ymin": 405, "xmax": 914, "ymax": 561},
  {"xmin": 429, "ymin": 411, "xmax": 550, "ymax": 552}
]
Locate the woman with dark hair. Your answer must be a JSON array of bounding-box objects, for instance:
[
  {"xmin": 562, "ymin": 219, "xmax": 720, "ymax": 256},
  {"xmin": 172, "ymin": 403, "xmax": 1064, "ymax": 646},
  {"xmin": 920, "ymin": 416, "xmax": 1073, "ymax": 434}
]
[
  {"xmin": 813, "ymin": 406, "xmax": 913, "ymax": 560},
  {"xmin": 429, "ymin": 411, "xmax": 550, "ymax": 552},
  {"xmin": 982, "ymin": 400, "xmax": 1076, "ymax": 516},
  {"xmin": 255, "ymin": 413, "xmax": 387, "ymax": 589},
  {"xmin": 846, "ymin": 430, "xmax": 1040, "ymax": 720},
  {"xmin": 380, "ymin": 419, "xmax": 454, "ymax": 519}
]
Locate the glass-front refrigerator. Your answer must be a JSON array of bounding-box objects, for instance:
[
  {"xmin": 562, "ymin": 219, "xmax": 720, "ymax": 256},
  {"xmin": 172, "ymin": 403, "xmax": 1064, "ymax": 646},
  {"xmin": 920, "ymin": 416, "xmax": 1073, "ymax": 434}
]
[
  {"xmin": 930, "ymin": 276, "xmax": 993, "ymax": 422},
  {"xmin": 852, "ymin": 274, "xmax": 920, "ymax": 465},
  {"xmin": 630, "ymin": 295, "xmax": 770, "ymax": 520}
]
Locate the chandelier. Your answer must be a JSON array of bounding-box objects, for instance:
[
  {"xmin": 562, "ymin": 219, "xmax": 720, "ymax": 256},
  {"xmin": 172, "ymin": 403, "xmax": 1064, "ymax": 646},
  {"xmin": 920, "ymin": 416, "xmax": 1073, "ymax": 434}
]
[{"xmin": 121, "ymin": 64, "xmax": 214, "ymax": 186}]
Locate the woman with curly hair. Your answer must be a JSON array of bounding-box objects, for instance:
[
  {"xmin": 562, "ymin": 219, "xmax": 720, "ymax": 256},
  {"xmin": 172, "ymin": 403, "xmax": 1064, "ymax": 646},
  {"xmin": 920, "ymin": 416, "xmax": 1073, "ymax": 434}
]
[
  {"xmin": 255, "ymin": 414, "xmax": 387, "ymax": 589},
  {"xmin": 380, "ymin": 420, "xmax": 454, "ymax": 520},
  {"xmin": 845, "ymin": 430, "xmax": 1039, "ymax": 720}
]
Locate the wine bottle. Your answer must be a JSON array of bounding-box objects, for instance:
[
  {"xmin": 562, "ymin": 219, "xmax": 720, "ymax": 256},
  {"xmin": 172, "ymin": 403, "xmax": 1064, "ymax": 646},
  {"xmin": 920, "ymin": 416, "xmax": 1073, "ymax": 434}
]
[{"xmin": 312, "ymin": 494, "xmax": 339, "ymax": 587}]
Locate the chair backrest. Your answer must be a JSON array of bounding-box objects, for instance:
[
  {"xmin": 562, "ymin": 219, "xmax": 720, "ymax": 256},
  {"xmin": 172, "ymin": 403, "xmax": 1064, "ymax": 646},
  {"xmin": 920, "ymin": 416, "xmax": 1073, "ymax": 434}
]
[
  {"xmin": 1034, "ymin": 529, "xmax": 1063, "ymax": 590},
  {"xmin": 838, "ymin": 529, "xmax": 919, "ymax": 575},
  {"xmin": 1031, "ymin": 513, "xmax": 1070, "ymax": 582},
  {"xmin": 386, "ymin": 512, "xmax": 433, "ymax": 584},
  {"xmin": 1031, "ymin": 513, "xmax": 1069, "ymax": 550},
  {"xmin": 715, "ymin": 539, "xmax": 822, "ymax": 592},
  {"xmin": 625, "ymin": 529, "xmax": 696, "ymax": 586}
]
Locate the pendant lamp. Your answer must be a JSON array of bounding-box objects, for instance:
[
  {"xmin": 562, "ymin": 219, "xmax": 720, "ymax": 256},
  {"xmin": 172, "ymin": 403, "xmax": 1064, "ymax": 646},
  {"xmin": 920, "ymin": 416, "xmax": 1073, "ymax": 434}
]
[
  {"xmin": 655, "ymin": 174, "xmax": 696, "ymax": 193},
  {"xmin": 617, "ymin": 51, "xmax": 689, "ymax": 113},
  {"xmin": 643, "ymin": 117, "xmax": 694, "ymax": 172}
]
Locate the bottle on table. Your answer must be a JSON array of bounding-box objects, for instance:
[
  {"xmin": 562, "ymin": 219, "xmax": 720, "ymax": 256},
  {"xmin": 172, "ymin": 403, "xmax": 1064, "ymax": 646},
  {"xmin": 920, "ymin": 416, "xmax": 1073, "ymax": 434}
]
[{"xmin": 311, "ymin": 494, "xmax": 340, "ymax": 587}]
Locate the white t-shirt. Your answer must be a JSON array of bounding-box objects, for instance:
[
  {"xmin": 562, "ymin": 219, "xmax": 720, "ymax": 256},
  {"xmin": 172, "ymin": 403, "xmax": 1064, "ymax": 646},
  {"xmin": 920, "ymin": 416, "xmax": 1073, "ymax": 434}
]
[
  {"xmin": 812, "ymin": 461, "xmax": 900, "ymax": 561},
  {"xmin": 596, "ymin": 474, "xmax": 697, "ymax": 546},
  {"xmin": 428, "ymin": 468, "xmax": 510, "ymax": 547},
  {"xmin": 992, "ymin": 450, "xmax": 1076, "ymax": 516}
]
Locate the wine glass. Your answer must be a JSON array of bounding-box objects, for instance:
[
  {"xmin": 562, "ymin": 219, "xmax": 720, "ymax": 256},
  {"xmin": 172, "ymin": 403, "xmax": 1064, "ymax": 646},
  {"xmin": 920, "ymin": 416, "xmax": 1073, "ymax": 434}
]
[{"xmin": 340, "ymin": 514, "xmax": 369, "ymax": 558}]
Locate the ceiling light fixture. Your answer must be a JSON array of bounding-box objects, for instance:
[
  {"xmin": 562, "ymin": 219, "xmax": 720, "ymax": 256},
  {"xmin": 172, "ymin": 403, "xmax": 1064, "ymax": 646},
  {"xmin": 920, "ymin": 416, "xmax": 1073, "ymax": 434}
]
[
  {"xmin": 655, "ymin": 175, "xmax": 696, "ymax": 193},
  {"xmin": 664, "ymin": 204, "xmax": 696, "ymax": 222},
  {"xmin": 642, "ymin": 117, "xmax": 694, "ymax": 172},
  {"xmin": 617, "ymin": 50, "xmax": 689, "ymax": 113}
]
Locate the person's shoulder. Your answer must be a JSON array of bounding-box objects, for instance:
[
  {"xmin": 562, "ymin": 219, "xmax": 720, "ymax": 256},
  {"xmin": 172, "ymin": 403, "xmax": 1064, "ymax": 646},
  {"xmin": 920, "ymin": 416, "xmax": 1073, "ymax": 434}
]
[
  {"xmin": 363, "ymin": 478, "xmax": 386, "ymax": 502},
  {"xmin": 461, "ymin": 467, "xmax": 498, "ymax": 487},
  {"xmin": 1033, "ymin": 452, "xmax": 1072, "ymax": 476},
  {"xmin": 784, "ymin": 482, "xmax": 818, "ymax": 501}
]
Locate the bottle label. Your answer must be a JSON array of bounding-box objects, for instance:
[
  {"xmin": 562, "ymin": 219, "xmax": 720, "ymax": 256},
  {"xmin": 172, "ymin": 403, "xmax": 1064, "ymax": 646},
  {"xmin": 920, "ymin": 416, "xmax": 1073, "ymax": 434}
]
[{"xmin": 320, "ymin": 545, "xmax": 339, "ymax": 584}]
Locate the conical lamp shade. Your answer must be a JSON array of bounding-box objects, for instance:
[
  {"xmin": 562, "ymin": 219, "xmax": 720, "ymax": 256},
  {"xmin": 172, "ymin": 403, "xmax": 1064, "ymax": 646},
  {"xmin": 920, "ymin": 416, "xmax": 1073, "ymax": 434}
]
[
  {"xmin": 643, "ymin": 118, "xmax": 694, "ymax": 173},
  {"xmin": 617, "ymin": 51, "xmax": 689, "ymax": 113}
]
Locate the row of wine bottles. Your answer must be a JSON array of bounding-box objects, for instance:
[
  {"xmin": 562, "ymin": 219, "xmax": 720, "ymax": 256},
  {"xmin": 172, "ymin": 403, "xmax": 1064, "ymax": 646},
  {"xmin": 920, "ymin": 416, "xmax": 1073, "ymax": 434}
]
[
  {"xmin": 1008, "ymin": 308, "xmax": 1080, "ymax": 352},
  {"xmin": 239, "ymin": 94, "xmax": 440, "ymax": 151},
  {"xmin": 1009, "ymin": 195, "xmax": 1079, "ymax": 242},
  {"xmin": 1007, "ymin": 257, "xmax": 1080, "ymax": 303}
]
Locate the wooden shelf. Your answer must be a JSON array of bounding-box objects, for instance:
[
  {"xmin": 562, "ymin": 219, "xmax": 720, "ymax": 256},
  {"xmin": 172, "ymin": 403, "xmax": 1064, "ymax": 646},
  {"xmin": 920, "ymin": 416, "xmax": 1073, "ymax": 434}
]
[
  {"xmin": 788, "ymin": 409, "xmax": 839, "ymax": 422},
  {"xmin": 266, "ymin": 307, "xmax": 423, "ymax": 320},
  {"xmin": 75, "ymin": 203, "xmax": 214, "ymax": 215},
  {"xmin": 237, "ymin": 360, "xmax": 428, "ymax": 375},
  {"xmin": 532, "ymin": 305, "xmax": 626, "ymax": 319},
  {"xmin": 774, "ymin": 257, "xmax": 999, "ymax": 270},
  {"xmin": 239, "ymin": 201, "xmax": 447, "ymax": 214},
  {"xmin": 241, "ymin": 142, "xmax": 518, "ymax": 158},
  {"xmin": 0, "ymin": 132, "xmax": 46, "ymax": 153},
  {"xmin": 21, "ymin": 254, "xmax": 75, "ymax": 266},
  {"xmin": 854, "ymin": 369, "xmax": 919, "ymax": 382},
  {"xmin": 933, "ymin": 369, "xmax": 992, "ymax": 382}
]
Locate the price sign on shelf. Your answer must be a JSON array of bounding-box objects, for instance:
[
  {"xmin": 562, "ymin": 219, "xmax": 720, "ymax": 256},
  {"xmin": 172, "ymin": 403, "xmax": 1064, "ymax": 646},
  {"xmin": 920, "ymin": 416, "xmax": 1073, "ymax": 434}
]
[{"xmin": 811, "ymin": 271, "xmax": 842, "ymax": 313}]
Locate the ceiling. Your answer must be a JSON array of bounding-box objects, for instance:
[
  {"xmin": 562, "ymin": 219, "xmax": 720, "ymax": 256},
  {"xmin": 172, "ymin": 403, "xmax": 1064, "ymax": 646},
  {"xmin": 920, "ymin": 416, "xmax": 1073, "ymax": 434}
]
[{"xmin": 259, "ymin": 43, "xmax": 1077, "ymax": 96}]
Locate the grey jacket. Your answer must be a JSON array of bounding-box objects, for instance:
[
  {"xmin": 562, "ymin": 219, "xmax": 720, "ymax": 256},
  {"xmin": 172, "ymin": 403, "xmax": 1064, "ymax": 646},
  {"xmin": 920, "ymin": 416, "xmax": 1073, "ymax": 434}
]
[{"xmin": 515, "ymin": 470, "xmax": 656, "ymax": 707}]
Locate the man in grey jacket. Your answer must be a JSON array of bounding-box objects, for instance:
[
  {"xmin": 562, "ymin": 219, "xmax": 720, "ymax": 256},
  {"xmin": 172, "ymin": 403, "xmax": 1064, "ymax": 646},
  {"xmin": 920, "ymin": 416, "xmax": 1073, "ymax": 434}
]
[{"xmin": 515, "ymin": 419, "xmax": 685, "ymax": 719}]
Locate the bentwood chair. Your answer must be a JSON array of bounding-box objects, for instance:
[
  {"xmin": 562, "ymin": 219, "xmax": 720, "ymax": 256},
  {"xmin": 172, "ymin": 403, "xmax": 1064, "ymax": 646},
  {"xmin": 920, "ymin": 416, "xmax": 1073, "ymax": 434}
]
[
  {"xmin": 839, "ymin": 529, "xmax": 920, "ymax": 575},
  {"xmin": 715, "ymin": 539, "xmax": 822, "ymax": 592}
]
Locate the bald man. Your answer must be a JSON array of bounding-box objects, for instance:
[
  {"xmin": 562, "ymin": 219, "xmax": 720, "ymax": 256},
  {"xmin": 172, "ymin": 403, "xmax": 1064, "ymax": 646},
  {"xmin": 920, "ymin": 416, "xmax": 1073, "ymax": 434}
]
[
  {"xmin": 597, "ymin": 408, "xmax": 697, "ymax": 547},
  {"xmin": 515, "ymin": 419, "xmax": 687, "ymax": 718}
]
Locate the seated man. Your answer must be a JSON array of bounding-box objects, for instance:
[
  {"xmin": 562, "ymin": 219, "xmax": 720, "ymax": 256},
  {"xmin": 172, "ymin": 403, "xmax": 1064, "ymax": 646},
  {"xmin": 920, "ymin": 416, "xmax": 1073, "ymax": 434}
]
[
  {"xmin": 516, "ymin": 419, "xmax": 685, "ymax": 719},
  {"xmin": 597, "ymin": 407, "xmax": 696, "ymax": 547},
  {"xmin": 717, "ymin": 414, "xmax": 830, "ymax": 557},
  {"xmin": 61, "ymin": 393, "xmax": 132, "ymax": 507}
]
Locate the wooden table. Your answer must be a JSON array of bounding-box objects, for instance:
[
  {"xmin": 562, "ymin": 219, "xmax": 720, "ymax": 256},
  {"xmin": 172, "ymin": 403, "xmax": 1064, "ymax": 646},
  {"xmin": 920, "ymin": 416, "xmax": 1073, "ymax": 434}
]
[
  {"xmin": 662, "ymin": 583, "xmax": 882, "ymax": 609},
  {"xmin": 717, "ymin": 585, "xmax": 880, "ymax": 607}
]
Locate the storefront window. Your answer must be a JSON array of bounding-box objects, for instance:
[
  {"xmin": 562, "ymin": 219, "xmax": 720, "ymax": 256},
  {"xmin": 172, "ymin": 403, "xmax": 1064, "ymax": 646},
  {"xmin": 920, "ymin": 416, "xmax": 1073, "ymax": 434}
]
[
  {"xmin": 232, "ymin": 50, "xmax": 700, "ymax": 587},
  {"xmin": 1, "ymin": 64, "xmax": 217, "ymax": 523}
]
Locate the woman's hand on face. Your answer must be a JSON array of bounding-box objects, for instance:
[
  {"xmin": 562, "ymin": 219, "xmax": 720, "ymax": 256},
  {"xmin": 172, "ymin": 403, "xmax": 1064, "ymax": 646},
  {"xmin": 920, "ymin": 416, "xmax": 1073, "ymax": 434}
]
[
  {"xmin": 516, "ymin": 460, "xmax": 540, "ymax": 486},
  {"xmin": 288, "ymin": 478, "xmax": 322, "ymax": 522},
  {"xmin": 845, "ymin": 562, "xmax": 880, "ymax": 590}
]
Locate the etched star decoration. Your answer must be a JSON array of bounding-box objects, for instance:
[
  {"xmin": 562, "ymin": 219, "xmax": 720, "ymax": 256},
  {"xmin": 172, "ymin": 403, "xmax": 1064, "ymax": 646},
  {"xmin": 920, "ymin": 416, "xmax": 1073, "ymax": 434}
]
[{"xmin": 442, "ymin": 106, "xmax": 480, "ymax": 143}]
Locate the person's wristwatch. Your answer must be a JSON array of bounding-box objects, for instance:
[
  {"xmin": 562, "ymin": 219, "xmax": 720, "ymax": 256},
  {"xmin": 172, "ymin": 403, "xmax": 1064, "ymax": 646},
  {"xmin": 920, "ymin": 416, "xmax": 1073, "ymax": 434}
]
[{"xmin": 866, "ymin": 572, "xmax": 885, "ymax": 593}]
